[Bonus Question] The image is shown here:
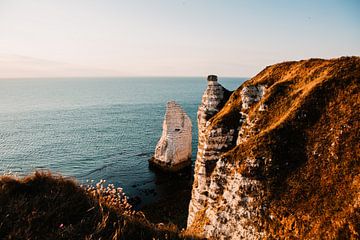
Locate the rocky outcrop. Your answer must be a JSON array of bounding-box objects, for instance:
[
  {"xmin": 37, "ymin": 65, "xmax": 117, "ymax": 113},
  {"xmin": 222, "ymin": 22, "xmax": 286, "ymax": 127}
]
[
  {"xmin": 187, "ymin": 75, "xmax": 234, "ymax": 226},
  {"xmin": 187, "ymin": 57, "xmax": 360, "ymax": 239},
  {"xmin": 150, "ymin": 101, "xmax": 192, "ymax": 172}
]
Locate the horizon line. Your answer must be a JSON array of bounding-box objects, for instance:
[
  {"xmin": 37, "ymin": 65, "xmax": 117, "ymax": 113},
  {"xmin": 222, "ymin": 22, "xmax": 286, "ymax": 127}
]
[{"xmin": 0, "ymin": 75, "xmax": 251, "ymax": 80}]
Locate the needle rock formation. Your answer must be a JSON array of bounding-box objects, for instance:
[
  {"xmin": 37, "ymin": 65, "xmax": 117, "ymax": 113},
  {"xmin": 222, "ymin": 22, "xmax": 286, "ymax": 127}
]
[{"xmin": 150, "ymin": 101, "xmax": 192, "ymax": 172}]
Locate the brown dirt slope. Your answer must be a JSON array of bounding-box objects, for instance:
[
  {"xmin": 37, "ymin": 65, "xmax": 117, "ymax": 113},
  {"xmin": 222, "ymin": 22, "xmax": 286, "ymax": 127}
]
[
  {"xmin": 0, "ymin": 172, "xmax": 198, "ymax": 240},
  {"xmin": 211, "ymin": 56, "xmax": 360, "ymax": 239}
]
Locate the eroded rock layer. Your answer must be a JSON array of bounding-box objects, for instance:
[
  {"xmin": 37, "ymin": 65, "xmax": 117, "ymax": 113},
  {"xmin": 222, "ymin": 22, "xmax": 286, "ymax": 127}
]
[
  {"xmin": 187, "ymin": 75, "xmax": 233, "ymax": 226},
  {"xmin": 150, "ymin": 101, "xmax": 192, "ymax": 172},
  {"xmin": 187, "ymin": 57, "xmax": 360, "ymax": 239}
]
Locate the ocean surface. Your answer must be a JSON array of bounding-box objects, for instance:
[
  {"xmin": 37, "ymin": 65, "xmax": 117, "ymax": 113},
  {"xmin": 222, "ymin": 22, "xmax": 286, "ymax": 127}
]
[{"xmin": 0, "ymin": 77, "xmax": 245, "ymax": 205}]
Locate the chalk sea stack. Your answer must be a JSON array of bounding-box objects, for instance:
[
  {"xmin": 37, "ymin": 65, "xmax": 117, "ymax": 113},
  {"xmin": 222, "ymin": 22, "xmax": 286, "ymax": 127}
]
[
  {"xmin": 187, "ymin": 57, "xmax": 360, "ymax": 239},
  {"xmin": 150, "ymin": 101, "xmax": 192, "ymax": 172}
]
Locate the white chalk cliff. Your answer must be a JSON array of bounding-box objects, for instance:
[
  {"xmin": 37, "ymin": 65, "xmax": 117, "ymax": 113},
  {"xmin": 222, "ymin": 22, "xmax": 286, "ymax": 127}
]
[
  {"xmin": 150, "ymin": 101, "xmax": 192, "ymax": 171},
  {"xmin": 186, "ymin": 58, "xmax": 360, "ymax": 239},
  {"xmin": 187, "ymin": 75, "xmax": 234, "ymax": 227}
]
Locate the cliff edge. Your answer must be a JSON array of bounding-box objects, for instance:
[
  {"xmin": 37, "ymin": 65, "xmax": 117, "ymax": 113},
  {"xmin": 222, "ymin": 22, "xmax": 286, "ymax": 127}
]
[
  {"xmin": 0, "ymin": 172, "xmax": 198, "ymax": 239},
  {"xmin": 187, "ymin": 57, "xmax": 360, "ymax": 239}
]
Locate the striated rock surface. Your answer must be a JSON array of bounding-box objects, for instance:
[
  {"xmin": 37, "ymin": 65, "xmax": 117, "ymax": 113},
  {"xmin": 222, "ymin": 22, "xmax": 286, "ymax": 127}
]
[
  {"xmin": 187, "ymin": 75, "xmax": 234, "ymax": 226},
  {"xmin": 150, "ymin": 101, "xmax": 192, "ymax": 172},
  {"xmin": 187, "ymin": 57, "xmax": 360, "ymax": 239}
]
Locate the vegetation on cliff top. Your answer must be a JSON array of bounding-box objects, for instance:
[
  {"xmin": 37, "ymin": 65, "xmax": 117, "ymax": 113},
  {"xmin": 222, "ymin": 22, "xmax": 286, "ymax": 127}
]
[
  {"xmin": 195, "ymin": 56, "xmax": 359, "ymax": 239},
  {"xmin": 0, "ymin": 172, "xmax": 198, "ymax": 240}
]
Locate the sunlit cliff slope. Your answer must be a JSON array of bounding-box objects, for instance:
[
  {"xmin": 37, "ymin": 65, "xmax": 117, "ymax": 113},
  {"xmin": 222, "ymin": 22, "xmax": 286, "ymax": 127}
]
[{"xmin": 187, "ymin": 57, "xmax": 360, "ymax": 239}]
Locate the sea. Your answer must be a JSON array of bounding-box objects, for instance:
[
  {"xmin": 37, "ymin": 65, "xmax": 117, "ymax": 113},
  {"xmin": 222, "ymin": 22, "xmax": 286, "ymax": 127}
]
[{"xmin": 0, "ymin": 77, "xmax": 245, "ymax": 206}]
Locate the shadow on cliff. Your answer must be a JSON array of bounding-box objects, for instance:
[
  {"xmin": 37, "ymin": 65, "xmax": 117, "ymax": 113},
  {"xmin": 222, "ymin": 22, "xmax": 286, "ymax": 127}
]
[
  {"xmin": 266, "ymin": 77, "xmax": 337, "ymax": 197},
  {"xmin": 250, "ymin": 58, "xmax": 360, "ymax": 239},
  {"xmin": 265, "ymin": 66, "xmax": 356, "ymax": 197}
]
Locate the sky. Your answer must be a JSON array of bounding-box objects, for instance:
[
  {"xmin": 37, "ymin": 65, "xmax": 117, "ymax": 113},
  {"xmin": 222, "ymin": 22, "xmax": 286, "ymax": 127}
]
[{"xmin": 0, "ymin": 0, "xmax": 359, "ymax": 78}]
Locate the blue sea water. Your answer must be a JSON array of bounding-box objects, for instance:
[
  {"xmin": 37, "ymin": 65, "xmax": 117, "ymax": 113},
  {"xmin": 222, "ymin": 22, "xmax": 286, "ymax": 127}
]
[{"xmin": 0, "ymin": 77, "xmax": 245, "ymax": 204}]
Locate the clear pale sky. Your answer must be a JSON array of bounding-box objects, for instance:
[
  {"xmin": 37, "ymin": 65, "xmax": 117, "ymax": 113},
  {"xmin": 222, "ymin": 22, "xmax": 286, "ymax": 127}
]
[{"xmin": 0, "ymin": 0, "xmax": 359, "ymax": 78}]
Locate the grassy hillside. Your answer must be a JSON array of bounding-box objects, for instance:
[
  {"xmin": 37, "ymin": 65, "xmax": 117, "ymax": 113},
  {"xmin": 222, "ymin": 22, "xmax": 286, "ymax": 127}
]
[
  {"xmin": 0, "ymin": 172, "xmax": 198, "ymax": 240},
  {"xmin": 190, "ymin": 56, "xmax": 359, "ymax": 239}
]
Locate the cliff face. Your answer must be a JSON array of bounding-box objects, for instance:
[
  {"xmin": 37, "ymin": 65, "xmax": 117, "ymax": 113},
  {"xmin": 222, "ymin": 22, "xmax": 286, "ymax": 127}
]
[
  {"xmin": 187, "ymin": 75, "xmax": 234, "ymax": 226},
  {"xmin": 187, "ymin": 57, "xmax": 360, "ymax": 239},
  {"xmin": 150, "ymin": 101, "xmax": 192, "ymax": 171}
]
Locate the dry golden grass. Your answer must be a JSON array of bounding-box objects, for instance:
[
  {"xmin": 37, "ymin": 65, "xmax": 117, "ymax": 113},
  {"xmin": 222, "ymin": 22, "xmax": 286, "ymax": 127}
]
[
  {"xmin": 203, "ymin": 56, "xmax": 360, "ymax": 239},
  {"xmin": 0, "ymin": 172, "xmax": 200, "ymax": 240}
]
